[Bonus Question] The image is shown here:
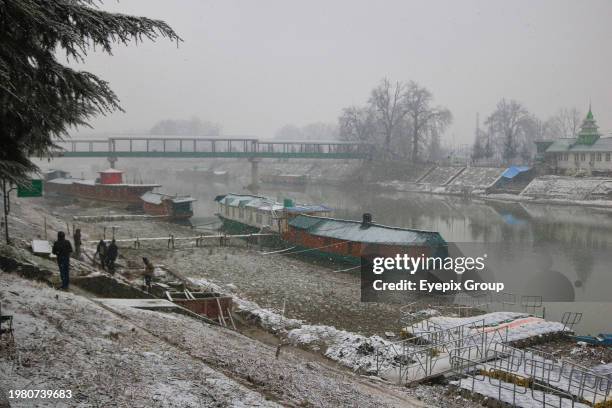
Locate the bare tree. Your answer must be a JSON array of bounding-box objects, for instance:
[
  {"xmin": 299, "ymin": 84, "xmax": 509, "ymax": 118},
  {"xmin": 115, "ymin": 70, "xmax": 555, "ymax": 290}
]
[
  {"xmin": 545, "ymin": 108, "xmax": 582, "ymax": 139},
  {"xmin": 338, "ymin": 106, "xmax": 377, "ymax": 143},
  {"xmin": 301, "ymin": 122, "xmax": 339, "ymax": 141},
  {"xmin": 404, "ymin": 81, "xmax": 452, "ymax": 162},
  {"xmin": 275, "ymin": 122, "xmax": 338, "ymax": 141},
  {"xmin": 368, "ymin": 78, "xmax": 409, "ymax": 156},
  {"xmin": 338, "ymin": 78, "xmax": 451, "ymax": 161},
  {"xmin": 485, "ymin": 99, "xmax": 532, "ymax": 164},
  {"xmin": 150, "ymin": 116, "xmax": 221, "ymax": 136},
  {"xmin": 274, "ymin": 124, "xmax": 303, "ymax": 140}
]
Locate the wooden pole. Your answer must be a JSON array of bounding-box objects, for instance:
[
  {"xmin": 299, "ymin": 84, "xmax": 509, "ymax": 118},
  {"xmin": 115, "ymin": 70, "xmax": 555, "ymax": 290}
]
[
  {"xmin": 2, "ymin": 179, "xmax": 9, "ymax": 244},
  {"xmin": 227, "ymin": 308, "xmax": 236, "ymax": 330},
  {"xmin": 216, "ymin": 298, "xmax": 227, "ymax": 327}
]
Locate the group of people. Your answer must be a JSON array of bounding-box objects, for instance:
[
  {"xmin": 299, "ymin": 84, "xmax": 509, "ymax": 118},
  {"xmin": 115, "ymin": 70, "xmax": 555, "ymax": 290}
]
[
  {"xmin": 52, "ymin": 230, "xmax": 154, "ymax": 292},
  {"xmin": 95, "ymin": 239, "xmax": 118, "ymax": 273}
]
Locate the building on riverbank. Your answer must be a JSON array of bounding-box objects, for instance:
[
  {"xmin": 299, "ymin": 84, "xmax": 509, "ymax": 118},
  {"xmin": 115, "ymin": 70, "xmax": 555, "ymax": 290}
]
[{"xmin": 536, "ymin": 106, "xmax": 612, "ymax": 176}]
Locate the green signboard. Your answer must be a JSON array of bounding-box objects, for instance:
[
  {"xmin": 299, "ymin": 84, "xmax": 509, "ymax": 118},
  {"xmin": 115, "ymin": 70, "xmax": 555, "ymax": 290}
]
[{"xmin": 17, "ymin": 179, "xmax": 43, "ymax": 197}]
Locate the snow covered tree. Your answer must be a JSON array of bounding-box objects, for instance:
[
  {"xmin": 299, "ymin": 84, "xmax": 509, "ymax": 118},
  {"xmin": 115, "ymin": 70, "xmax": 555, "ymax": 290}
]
[
  {"xmin": 0, "ymin": 0, "xmax": 180, "ymax": 184},
  {"xmin": 1, "ymin": 0, "xmax": 180, "ymax": 243}
]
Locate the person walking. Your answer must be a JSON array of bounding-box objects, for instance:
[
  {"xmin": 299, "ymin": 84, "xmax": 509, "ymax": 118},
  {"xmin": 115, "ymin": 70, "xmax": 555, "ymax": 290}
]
[
  {"xmin": 73, "ymin": 228, "xmax": 82, "ymax": 259},
  {"xmin": 105, "ymin": 239, "xmax": 118, "ymax": 274},
  {"xmin": 142, "ymin": 257, "xmax": 154, "ymax": 293},
  {"xmin": 95, "ymin": 239, "xmax": 107, "ymax": 270},
  {"xmin": 52, "ymin": 231, "xmax": 73, "ymax": 290}
]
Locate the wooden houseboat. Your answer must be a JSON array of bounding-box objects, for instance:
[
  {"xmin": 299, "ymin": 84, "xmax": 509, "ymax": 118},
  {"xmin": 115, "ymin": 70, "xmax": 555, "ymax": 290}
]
[
  {"xmin": 140, "ymin": 192, "xmax": 196, "ymax": 220},
  {"xmin": 44, "ymin": 169, "xmax": 160, "ymax": 205},
  {"xmin": 214, "ymin": 193, "xmax": 332, "ymax": 234},
  {"xmin": 282, "ymin": 213, "xmax": 448, "ymax": 264}
]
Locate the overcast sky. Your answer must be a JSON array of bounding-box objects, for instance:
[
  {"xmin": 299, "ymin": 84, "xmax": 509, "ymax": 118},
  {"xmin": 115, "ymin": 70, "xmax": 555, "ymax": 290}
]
[{"xmin": 76, "ymin": 0, "xmax": 612, "ymax": 146}]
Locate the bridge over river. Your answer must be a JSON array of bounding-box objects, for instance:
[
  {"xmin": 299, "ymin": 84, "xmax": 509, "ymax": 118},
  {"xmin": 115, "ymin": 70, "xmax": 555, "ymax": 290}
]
[
  {"xmin": 55, "ymin": 136, "xmax": 372, "ymax": 187},
  {"xmin": 57, "ymin": 137, "xmax": 372, "ymax": 159}
]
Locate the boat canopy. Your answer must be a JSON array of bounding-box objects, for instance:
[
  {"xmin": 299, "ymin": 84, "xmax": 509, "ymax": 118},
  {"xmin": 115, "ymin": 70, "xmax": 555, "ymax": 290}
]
[
  {"xmin": 47, "ymin": 177, "xmax": 79, "ymax": 185},
  {"xmin": 288, "ymin": 214, "xmax": 447, "ymax": 246},
  {"xmin": 141, "ymin": 191, "xmax": 196, "ymax": 205},
  {"xmin": 217, "ymin": 193, "xmax": 283, "ymax": 211},
  {"xmin": 501, "ymin": 166, "xmax": 532, "ymax": 179},
  {"xmin": 284, "ymin": 205, "xmax": 333, "ymax": 213}
]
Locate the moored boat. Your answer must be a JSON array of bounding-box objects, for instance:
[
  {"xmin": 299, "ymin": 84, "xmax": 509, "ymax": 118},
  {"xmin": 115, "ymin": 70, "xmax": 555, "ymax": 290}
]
[
  {"xmin": 281, "ymin": 213, "xmax": 448, "ymax": 264},
  {"xmin": 140, "ymin": 192, "xmax": 196, "ymax": 220},
  {"xmin": 214, "ymin": 193, "xmax": 332, "ymax": 234},
  {"xmin": 44, "ymin": 168, "xmax": 160, "ymax": 205}
]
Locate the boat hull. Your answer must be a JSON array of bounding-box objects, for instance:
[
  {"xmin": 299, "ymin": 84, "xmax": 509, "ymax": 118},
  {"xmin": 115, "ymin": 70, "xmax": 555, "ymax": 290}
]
[
  {"xmin": 45, "ymin": 181, "xmax": 157, "ymax": 204},
  {"xmin": 142, "ymin": 201, "xmax": 193, "ymax": 221}
]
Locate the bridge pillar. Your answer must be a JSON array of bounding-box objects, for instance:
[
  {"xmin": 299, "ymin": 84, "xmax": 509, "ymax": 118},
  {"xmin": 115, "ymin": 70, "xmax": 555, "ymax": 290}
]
[
  {"xmin": 248, "ymin": 157, "xmax": 260, "ymax": 191},
  {"xmin": 107, "ymin": 156, "xmax": 118, "ymax": 169}
]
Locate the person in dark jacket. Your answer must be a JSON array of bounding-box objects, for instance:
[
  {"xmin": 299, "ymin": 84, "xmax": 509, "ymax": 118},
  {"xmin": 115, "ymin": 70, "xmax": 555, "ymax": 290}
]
[
  {"xmin": 52, "ymin": 231, "xmax": 73, "ymax": 290},
  {"xmin": 142, "ymin": 257, "xmax": 154, "ymax": 293},
  {"xmin": 105, "ymin": 239, "xmax": 118, "ymax": 274},
  {"xmin": 95, "ymin": 239, "xmax": 107, "ymax": 269},
  {"xmin": 73, "ymin": 228, "xmax": 82, "ymax": 259}
]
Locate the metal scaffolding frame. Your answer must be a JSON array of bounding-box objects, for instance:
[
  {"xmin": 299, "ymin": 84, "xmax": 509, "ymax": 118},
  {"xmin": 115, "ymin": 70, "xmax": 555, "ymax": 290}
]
[{"xmin": 451, "ymin": 343, "xmax": 611, "ymax": 408}]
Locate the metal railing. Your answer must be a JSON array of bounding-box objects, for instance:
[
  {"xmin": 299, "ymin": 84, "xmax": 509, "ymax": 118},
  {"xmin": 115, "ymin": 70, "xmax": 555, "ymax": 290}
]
[
  {"xmin": 53, "ymin": 137, "xmax": 374, "ymax": 159},
  {"xmin": 374, "ymin": 319, "xmax": 510, "ymax": 384},
  {"xmin": 451, "ymin": 343, "xmax": 611, "ymax": 407}
]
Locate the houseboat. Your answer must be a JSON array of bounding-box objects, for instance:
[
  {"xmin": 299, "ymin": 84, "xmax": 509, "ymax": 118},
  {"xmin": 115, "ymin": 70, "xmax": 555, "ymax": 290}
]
[
  {"xmin": 44, "ymin": 168, "xmax": 160, "ymax": 205},
  {"xmin": 282, "ymin": 213, "xmax": 448, "ymax": 264},
  {"xmin": 214, "ymin": 193, "xmax": 332, "ymax": 234},
  {"xmin": 140, "ymin": 192, "xmax": 196, "ymax": 220}
]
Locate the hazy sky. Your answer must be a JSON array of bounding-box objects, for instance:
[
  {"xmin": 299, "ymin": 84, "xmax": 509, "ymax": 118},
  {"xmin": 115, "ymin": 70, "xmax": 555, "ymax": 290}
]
[{"xmin": 76, "ymin": 0, "xmax": 612, "ymax": 146}]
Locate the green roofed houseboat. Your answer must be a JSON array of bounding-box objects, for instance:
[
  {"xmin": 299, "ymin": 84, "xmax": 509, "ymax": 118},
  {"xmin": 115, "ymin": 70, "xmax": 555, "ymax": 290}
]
[{"xmin": 282, "ymin": 213, "xmax": 448, "ymax": 264}]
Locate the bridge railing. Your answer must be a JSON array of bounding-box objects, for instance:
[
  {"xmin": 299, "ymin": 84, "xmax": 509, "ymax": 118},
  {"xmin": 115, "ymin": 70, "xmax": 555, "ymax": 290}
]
[
  {"xmin": 55, "ymin": 137, "xmax": 373, "ymax": 157},
  {"xmin": 112, "ymin": 137, "xmax": 260, "ymax": 153}
]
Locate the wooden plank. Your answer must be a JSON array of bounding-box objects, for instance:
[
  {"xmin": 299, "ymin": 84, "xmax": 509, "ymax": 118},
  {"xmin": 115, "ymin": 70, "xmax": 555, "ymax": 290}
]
[
  {"xmin": 216, "ymin": 297, "xmax": 227, "ymax": 327},
  {"xmin": 227, "ymin": 308, "xmax": 237, "ymax": 330}
]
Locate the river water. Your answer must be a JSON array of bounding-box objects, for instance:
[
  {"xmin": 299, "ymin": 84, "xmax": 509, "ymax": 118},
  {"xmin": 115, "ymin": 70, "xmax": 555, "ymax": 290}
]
[
  {"xmin": 184, "ymin": 178, "xmax": 611, "ymax": 334},
  {"xmin": 43, "ymin": 158, "xmax": 612, "ymax": 334}
]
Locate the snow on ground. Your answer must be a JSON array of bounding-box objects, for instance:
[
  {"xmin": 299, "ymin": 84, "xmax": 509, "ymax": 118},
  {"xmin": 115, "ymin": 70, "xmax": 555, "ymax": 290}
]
[
  {"xmin": 104, "ymin": 294, "xmax": 421, "ymax": 407},
  {"xmin": 191, "ymin": 277, "xmax": 398, "ymax": 374},
  {"xmin": 0, "ymin": 272, "xmax": 424, "ymax": 407},
  {"xmin": 153, "ymin": 245, "xmax": 406, "ymax": 336},
  {"xmin": 0, "ymin": 272, "xmax": 279, "ymax": 408},
  {"xmin": 287, "ymin": 325, "xmax": 392, "ymax": 374}
]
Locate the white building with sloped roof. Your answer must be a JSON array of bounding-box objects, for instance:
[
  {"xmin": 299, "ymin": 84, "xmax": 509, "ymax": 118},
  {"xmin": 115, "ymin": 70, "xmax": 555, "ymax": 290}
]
[{"xmin": 536, "ymin": 107, "xmax": 612, "ymax": 175}]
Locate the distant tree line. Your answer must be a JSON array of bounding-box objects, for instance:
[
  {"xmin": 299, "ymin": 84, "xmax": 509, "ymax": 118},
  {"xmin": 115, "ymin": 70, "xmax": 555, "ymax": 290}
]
[
  {"xmin": 472, "ymin": 100, "xmax": 582, "ymax": 165},
  {"xmin": 150, "ymin": 116, "xmax": 221, "ymax": 136},
  {"xmin": 273, "ymin": 122, "xmax": 338, "ymax": 141},
  {"xmin": 337, "ymin": 78, "xmax": 452, "ymax": 162}
]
